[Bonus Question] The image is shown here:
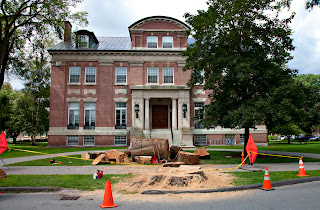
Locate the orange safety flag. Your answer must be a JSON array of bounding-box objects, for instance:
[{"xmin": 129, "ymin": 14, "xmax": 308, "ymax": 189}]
[
  {"xmin": 245, "ymin": 133, "xmax": 258, "ymax": 164},
  {"xmin": 0, "ymin": 131, "xmax": 8, "ymax": 155}
]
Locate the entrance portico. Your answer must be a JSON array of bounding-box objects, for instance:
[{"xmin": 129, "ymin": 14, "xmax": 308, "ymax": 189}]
[{"xmin": 130, "ymin": 85, "xmax": 193, "ymax": 146}]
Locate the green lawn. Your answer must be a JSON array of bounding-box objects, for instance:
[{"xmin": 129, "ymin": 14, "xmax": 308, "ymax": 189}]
[
  {"xmin": 228, "ymin": 170, "xmax": 320, "ymax": 186},
  {"xmin": 206, "ymin": 141, "xmax": 320, "ymax": 154},
  {"xmin": 195, "ymin": 151, "xmax": 319, "ymax": 164},
  {"xmin": 0, "ymin": 174, "xmax": 133, "ymax": 191},
  {"xmin": 0, "ymin": 142, "xmax": 126, "ymax": 159},
  {"xmin": 7, "ymin": 150, "xmax": 320, "ymax": 166}
]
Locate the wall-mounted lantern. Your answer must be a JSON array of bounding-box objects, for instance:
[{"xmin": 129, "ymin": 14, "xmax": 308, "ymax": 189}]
[
  {"xmin": 182, "ymin": 104, "xmax": 187, "ymax": 118},
  {"xmin": 135, "ymin": 104, "xmax": 139, "ymax": 118}
]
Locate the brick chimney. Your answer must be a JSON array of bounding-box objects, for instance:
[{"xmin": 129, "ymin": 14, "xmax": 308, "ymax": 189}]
[{"xmin": 64, "ymin": 21, "xmax": 72, "ymax": 42}]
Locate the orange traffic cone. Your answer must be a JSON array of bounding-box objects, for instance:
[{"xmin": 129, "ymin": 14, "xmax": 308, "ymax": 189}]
[
  {"xmin": 297, "ymin": 158, "xmax": 309, "ymax": 177},
  {"xmin": 100, "ymin": 180, "xmax": 118, "ymax": 208},
  {"xmin": 241, "ymin": 152, "xmax": 245, "ymax": 165},
  {"xmin": 262, "ymin": 166, "xmax": 273, "ymax": 190}
]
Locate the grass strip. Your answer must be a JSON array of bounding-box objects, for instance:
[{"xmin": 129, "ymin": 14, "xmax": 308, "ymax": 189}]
[
  {"xmin": 0, "ymin": 174, "xmax": 133, "ymax": 191},
  {"xmin": 8, "ymin": 151, "xmax": 320, "ymax": 166},
  {"xmin": 1, "ymin": 144, "xmax": 127, "ymax": 159},
  {"xmin": 228, "ymin": 170, "xmax": 320, "ymax": 186}
]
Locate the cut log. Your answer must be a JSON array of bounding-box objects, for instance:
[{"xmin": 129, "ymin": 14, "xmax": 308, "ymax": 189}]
[
  {"xmin": 92, "ymin": 154, "xmax": 108, "ymax": 165},
  {"xmin": 135, "ymin": 156, "xmax": 152, "ymax": 164},
  {"xmin": 131, "ymin": 136, "xmax": 169, "ymax": 160},
  {"xmin": 193, "ymin": 147, "xmax": 210, "ymax": 159},
  {"xmin": 105, "ymin": 149, "xmax": 124, "ymax": 164},
  {"xmin": 170, "ymin": 146, "xmax": 183, "ymax": 160},
  {"xmin": 81, "ymin": 153, "xmax": 90, "ymax": 160},
  {"xmin": 177, "ymin": 151, "xmax": 200, "ymax": 165},
  {"xmin": 162, "ymin": 162, "xmax": 185, "ymax": 167}
]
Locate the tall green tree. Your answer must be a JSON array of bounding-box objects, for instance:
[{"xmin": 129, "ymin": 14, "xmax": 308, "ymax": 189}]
[
  {"xmin": 0, "ymin": 0, "xmax": 88, "ymax": 89},
  {"xmin": 0, "ymin": 82, "xmax": 13, "ymax": 131},
  {"xmin": 183, "ymin": 0, "xmax": 295, "ymax": 155},
  {"xmin": 11, "ymin": 33, "xmax": 52, "ymax": 145}
]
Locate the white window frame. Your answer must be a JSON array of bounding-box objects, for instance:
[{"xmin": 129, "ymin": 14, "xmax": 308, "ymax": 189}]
[
  {"xmin": 78, "ymin": 35, "xmax": 89, "ymax": 48},
  {"xmin": 147, "ymin": 36, "xmax": 158, "ymax": 48},
  {"xmin": 83, "ymin": 136, "xmax": 95, "ymax": 146},
  {"xmin": 162, "ymin": 36, "xmax": 173, "ymax": 48},
  {"xmin": 67, "ymin": 136, "xmax": 79, "ymax": 146},
  {"xmin": 194, "ymin": 135, "xmax": 207, "ymax": 146},
  {"xmin": 194, "ymin": 102, "xmax": 205, "ymax": 129},
  {"xmin": 147, "ymin": 67, "xmax": 159, "ymax": 84},
  {"xmin": 84, "ymin": 103, "xmax": 95, "ymax": 129},
  {"xmin": 240, "ymin": 134, "xmax": 245, "ymax": 144},
  {"xmin": 68, "ymin": 102, "xmax": 79, "ymax": 129},
  {"xmin": 69, "ymin": 67, "xmax": 81, "ymax": 83},
  {"xmin": 115, "ymin": 103, "xmax": 126, "ymax": 129},
  {"xmin": 115, "ymin": 67, "xmax": 127, "ymax": 84},
  {"xmin": 163, "ymin": 67, "xmax": 174, "ymax": 84},
  {"xmin": 114, "ymin": 136, "xmax": 127, "ymax": 145},
  {"xmin": 85, "ymin": 67, "xmax": 96, "ymax": 83},
  {"xmin": 225, "ymin": 134, "xmax": 236, "ymax": 145}
]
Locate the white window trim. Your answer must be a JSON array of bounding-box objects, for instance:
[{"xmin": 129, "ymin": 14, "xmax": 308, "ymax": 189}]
[
  {"xmin": 84, "ymin": 103, "xmax": 95, "ymax": 128},
  {"xmin": 68, "ymin": 102, "xmax": 79, "ymax": 128},
  {"xmin": 66, "ymin": 136, "xmax": 79, "ymax": 146},
  {"xmin": 115, "ymin": 67, "xmax": 127, "ymax": 84},
  {"xmin": 147, "ymin": 67, "xmax": 159, "ymax": 84},
  {"xmin": 194, "ymin": 102, "xmax": 205, "ymax": 129},
  {"xmin": 115, "ymin": 103, "xmax": 127, "ymax": 128},
  {"xmin": 85, "ymin": 67, "xmax": 96, "ymax": 83},
  {"xmin": 69, "ymin": 67, "xmax": 81, "ymax": 83},
  {"xmin": 83, "ymin": 136, "xmax": 95, "ymax": 146},
  {"xmin": 114, "ymin": 136, "xmax": 127, "ymax": 146},
  {"xmin": 147, "ymin": 36, "xmax": 158, "ymax": 48},
  {"xmin": 162, "ymin": 36, "xmax": 173, "ymax": 48},
  {"xmin": 162, "ymin": 67, "xmax": 174, "ymax": 84},
  {"xmin": 78, "ymin": 35, "xmax": 89, "ymax": 48}
]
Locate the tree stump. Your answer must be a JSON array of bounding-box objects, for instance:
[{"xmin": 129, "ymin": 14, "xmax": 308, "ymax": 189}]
[
  {"xmin": 177, "ymin": 151, "xmax": 200, "ymax": 165},
  {"xmin": 193, "ymin": 147, "xmax": 210, "ymax": 159},
  {"xmin": 170, "ymin": 145, "xmax": 183, "ymax": 160}
]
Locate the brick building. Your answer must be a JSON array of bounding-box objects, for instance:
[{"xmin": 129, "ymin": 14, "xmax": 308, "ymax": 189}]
[{"xmin": 48, "ymin": 16, "xmax": 268, "ymax": 147}]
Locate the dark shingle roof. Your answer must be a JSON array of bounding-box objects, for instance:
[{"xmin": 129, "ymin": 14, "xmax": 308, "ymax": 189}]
[{"xmin": 49, "ymin": 37, "xmax": 194, "ymax": 51}]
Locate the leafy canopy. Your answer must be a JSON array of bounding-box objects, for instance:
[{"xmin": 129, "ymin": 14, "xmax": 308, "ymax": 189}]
[
  {"xmin": 183, "ymin": 0, "xmax": 296, "ymax": 130},
  {"xmin": 0, "ymin": 0, "xmax": 88, "ymax": 89}
]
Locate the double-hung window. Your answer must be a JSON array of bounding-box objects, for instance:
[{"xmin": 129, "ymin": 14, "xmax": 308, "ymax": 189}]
[
  {"xmin": 162, "ymin": 36, "xmax": 173, "ymax": 48},
  {"xmin": 85, "ymin": 67, "xmax": 96, "ymax": 83},
  {"xmin": 147, "ymin": 67, "xmax": 158, "ymax": 84},
  {"xmin": 163, "ymin": 67, "xmax": 174, "ymax": 84},
  {"xmin": 194, "ymin": 102, "xmax": 205, "ymax": 129},
  {"xmin": 116, "ymin": 67, "xmax": 127, "ymax": 84},
  {"xmin": 84, "ymin": 103, "xmax": 95, "ymax": 129},
  {"xmin": 147, "ymin": 36, "xmax": 158, "ymax": 48},
  {"xmin": 69, "ymin": 67, "xmax": 81, "ymax": 83},
  {"xmin": 115, "ymin": 103, "xmax": 126, "ymax": 129},
  {"xmin": 68, "ymin": 102, "xmax": 79, "ymax": 129},
  {"xmin": 78, "ymin": 35, "xmax": 89, "ymax": 48}
]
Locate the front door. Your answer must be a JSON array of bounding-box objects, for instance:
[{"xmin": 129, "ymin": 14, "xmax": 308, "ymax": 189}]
[{"xmin": 152, "ymin": 105, "xmax": 168, "ymax": 129}]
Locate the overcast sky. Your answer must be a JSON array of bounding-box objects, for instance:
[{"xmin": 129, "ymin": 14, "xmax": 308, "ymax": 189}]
[{"xmin": 8, "ymin": 0, "xmax": 320, "ymax": 89}]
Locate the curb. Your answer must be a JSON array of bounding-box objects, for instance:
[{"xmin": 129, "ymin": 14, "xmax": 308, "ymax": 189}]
[
  {"xmin": 141, "ymin": 176, "xmax": 320, "ymax": 194},
  {"xmin": 0, "ymin": 187, "xmax": 61, "ymax": 192}
]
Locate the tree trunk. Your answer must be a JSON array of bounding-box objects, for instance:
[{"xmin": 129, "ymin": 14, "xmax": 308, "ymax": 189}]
[
  {"xmin": 243, "ymin": 126, "xmax": 250, "ymax": 158},
  {"xmin": 287, "ymin": 135, "xmax": 291, "ymax": 144},
  {"xmin": 31, "ymin": 135, "xmax": 36, "ymax": 146},
  {"xmin": 177, "ymin": 151, "xmax": 200, "ymax": 165},
  {"xmin": 131, "ymin": 136, "xmax": 169, "ymax": 160},
  {"xmin": 13, "ymin": 136, "xmax": 17, "ymax": 144}
]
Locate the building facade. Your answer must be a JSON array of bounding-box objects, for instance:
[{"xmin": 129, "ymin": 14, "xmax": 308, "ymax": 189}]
[{"xmin": 48, "ymin": 16, "xmax": 268, "ymax": 147}]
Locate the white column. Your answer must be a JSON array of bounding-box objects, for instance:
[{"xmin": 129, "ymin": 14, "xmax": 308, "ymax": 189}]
[
  {"xmin": 145, "ymin": 98, "xmax": 150, "ymax": 130},
  {"xmin": 132, "ymin": 97, "xmax": 136, "ymax": 128},
  {"xmin": 178, "ymin": 98, "xmax": 183, "ymax": 130},
  {"xmin": 172, "ymin": 98, "xmax": 177, "ymax": 130}
]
